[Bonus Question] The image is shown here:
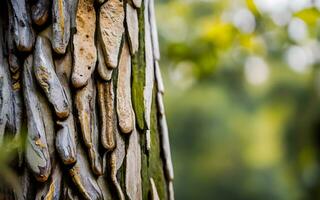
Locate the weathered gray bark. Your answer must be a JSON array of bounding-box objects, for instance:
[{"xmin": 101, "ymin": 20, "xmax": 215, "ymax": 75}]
[{"xmin": 0, "ymin": 0, "xmax": 174, "ymax": 199}]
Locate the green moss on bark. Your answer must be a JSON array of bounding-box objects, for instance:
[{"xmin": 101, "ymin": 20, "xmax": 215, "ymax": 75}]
[
  {"xmin": 148, "ymin": 87, "xmax": 168, "ymax": 199},
  {"xmin": 140, "ymin": 86, "xmax": 168, "ymax": 200},
  {"xmin": 140, "ymin": 130, "xmax": 150, "ymax": 200},
  {"xmin": 131, "ymin": 2, "xmax": 147, "ymax": 131}
]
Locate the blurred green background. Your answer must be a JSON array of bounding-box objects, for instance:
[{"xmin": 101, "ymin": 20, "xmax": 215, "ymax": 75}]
[{"xmin": 156, "ymin": 0, "xmax": 320, "ymax": 199}]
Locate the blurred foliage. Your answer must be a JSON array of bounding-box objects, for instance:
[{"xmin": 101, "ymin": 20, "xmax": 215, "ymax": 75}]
[
  {"xmin": 0, "ymin": 134, "xmax": 25, "ymax": 193},
  {"xmin": 156, "ymin": 0, "xmax": 320, "ymax": 199}
]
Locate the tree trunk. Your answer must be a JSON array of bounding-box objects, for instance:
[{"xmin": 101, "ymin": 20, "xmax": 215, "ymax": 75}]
[{"xmin": 0, "ymin": 0, "xmax": 174, "ymax": 199}]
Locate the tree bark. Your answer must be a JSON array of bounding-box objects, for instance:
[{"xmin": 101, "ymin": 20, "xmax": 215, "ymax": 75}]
[{"xmin": 0, "ymin": 0, "xmax": 174, "ymax": 199}]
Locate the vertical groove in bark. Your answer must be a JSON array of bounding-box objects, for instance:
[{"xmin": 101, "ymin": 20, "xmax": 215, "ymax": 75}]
[{"xmin": 0, "ymin": 0, "xmax": 174, "ymax": 199}]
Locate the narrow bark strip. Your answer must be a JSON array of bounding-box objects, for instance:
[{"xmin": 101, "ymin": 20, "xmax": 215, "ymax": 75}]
[
  {"xmin": 33, "ymin": 36, "xmax": 70, "ymax": 119},
  {"xmin": 144, "ymin": 0, "xmax": 155, "ymax": 150},
  {"xmin": 98, "ymin": 0, "xmax": 125, "ymax": 69},
  {"xmin": 117, "ymin": 41, "xmax": 134, "ymax": 134},
  {"xmin": 54, "ymin": 50, "xmax": 77, "ymax": 165},
  {"xmin": 97, "ymin": 80, "xmax": 116, "ymax": 151},
  {"xmin": 0, "ymin": 66, "xmax": 11, "ymax": 143},
  {"xmin": 23, "ymin": 55, "xmax": 51, "ymax": 182},
  {"xmin": 75, "ymin": 79, "xmax": 102, "ymax": 175},
  {"xmin": 149, "ymin": 0, "xmax": 160, "ymax": 60},
  {"xmin": 0, "ymin": 25, "xmax": 13, "ymax": 144},
  {"xmin": 52, "ymin": 0, "xmax": 71, "ymax": 54},
  {"xmin": 125, "ymin": 124, "xmax": 142, "ymax": 200},
  {"xmin": 126, "ymin": 3, "xmax": 139, "ymax": 55},
  {"xmin": 157, "ymin": 93, "xmax": 174, "ymax": 181},
  {"xmin": 110, "ymin": 128, "xmax": 126, "ymax": 200},
  {"xmin": 8, "ymin": 0, "xmax": 35, "ymax": 52},
  {"xmin": 72, "ymin": 0, "xmax": 97, "ymax": 88},
  {"xmin": 5, "ymin": 20, "xmax": 23, "ymax": 143}
]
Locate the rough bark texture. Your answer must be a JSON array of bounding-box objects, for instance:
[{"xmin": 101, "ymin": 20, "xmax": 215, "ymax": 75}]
[{"xmin": 0, "ymin": 0, "xmax": 174, "ymax": 199}]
